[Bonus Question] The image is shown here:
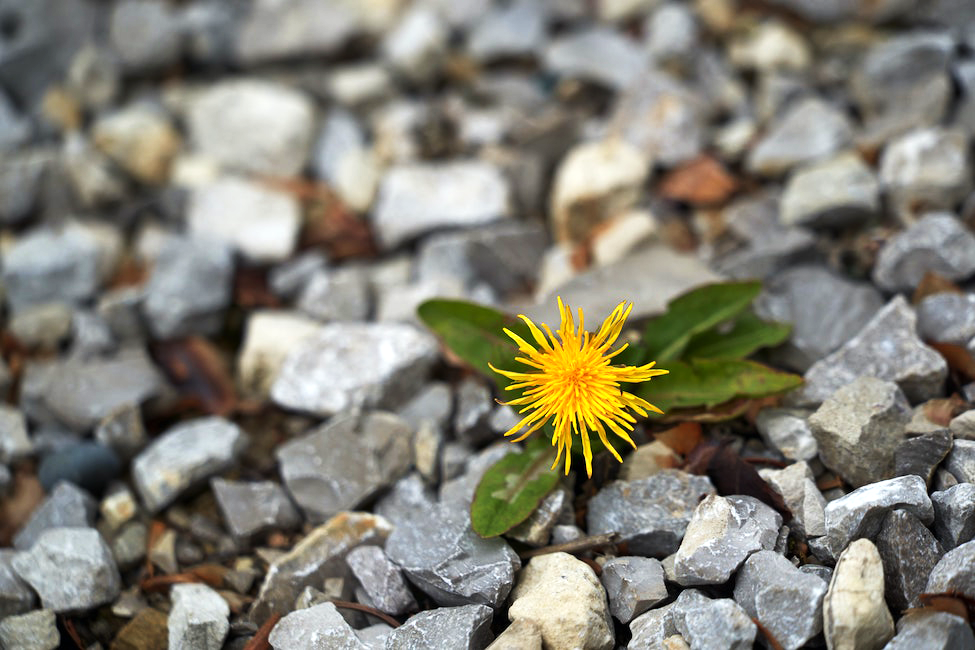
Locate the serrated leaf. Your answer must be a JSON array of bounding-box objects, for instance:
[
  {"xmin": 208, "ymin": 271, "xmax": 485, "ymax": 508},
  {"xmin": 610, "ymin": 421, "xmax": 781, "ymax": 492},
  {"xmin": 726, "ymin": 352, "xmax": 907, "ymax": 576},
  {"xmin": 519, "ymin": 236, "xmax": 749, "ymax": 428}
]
[
  {"xmin": 636, "ymin": 359, "xmax": 803, "ymax": 413},
  {"xmin": 471, "ymin": 438, "xmax": 560, "ymax": 538},
  {"xmin": 641, "ymin": 281, "xmax": 762, "ymax": 362},
  {"xmin": 684, "ymin": 310, "xmax": 791, "ymax": 359},
  {"xmin": 417, "ymin": 299, "xmax": 531, "ymax": 391}
]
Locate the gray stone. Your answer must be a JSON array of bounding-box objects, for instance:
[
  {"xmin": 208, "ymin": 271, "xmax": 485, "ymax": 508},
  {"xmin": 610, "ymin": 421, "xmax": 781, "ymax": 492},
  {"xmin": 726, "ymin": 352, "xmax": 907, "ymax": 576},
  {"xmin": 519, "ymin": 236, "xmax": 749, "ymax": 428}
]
[
  {"xmin": 65, "ymin": 43, "xmax": 120, "ymax": 110},
  {"xmin": 880, "ymin": 129, "xmax": 972, "ymax": 221},
  {"xmin": 346, "ymin": 545, "xmax": 417, "ymax": 616},
  {"xmin": 91, "ymin": 103, "xmax": 180, "ymax": 186},
  {"xmin": 747, "ymin": 98, "xmax": 854, "ymax": 176},
  {"xmin": 646, "ymin": 3, "xmax": 698, "ymax": 63},
  {"xmin": 670, "ymin": 589, "xmax": 757, "ymax": 650},
  {"xmin": 733, "ymin": 550, "xmax": 827, "ymax": 650},
  {"xmin": 2, "ymin": 225, "xmax": 100, "ymax": 312},
  {"xmin": 876, "ymin": 510, "xmax": 945, "ymax": 612},
  {"xmin": 268, "ymin": 251, "xmax": 329, "ymax": 300},
  {"xmin": 544, "ymin": 27, "xmax": 647, "ymax": 91},
  {"xmin": 808, "ymin": 377, "xmax": 912, "ymax": 487},
  {"xmin": 188, "ymin": 176, "xmax": 301, "ymax": 264},
  {"xmin": 894, "ymin": 429, "xmax": 953, "ymax": 486},
  {"xmin": 271, "ymin": 323, "xmax": 438, "ymax": 417},
  {"xmin": 109, "ymin": 0, "xmax": 184, "ymax": 71},
  {"xmin": 508, "ymin": 552, "xmax": 613, "ymax": 650},
  {"xmin": 373, "ymin": 474, "xmax": 438, "ymax": 530},
  {"xmin": 674, "ymin": 495, "xmax": 782, "ymax": 586},
  {"xmin": 142, "ymin": 236, "xmax": 234, "ymax": 339},
  {"xmin": 950, "ymin": 409, "xmax": 975, "ymax": 440},
  {"xmin": 94, "ymin": 403, "xmax": 147, "ymax": 460},
  {"xmin": 467, "ymin": 0, "xmax": 545, "ymax": 61},
  {"xmin": 823, "ymin": 539, "xmax": 895, "ymax": 650},
  {"xmin": 14, "ymin": 481, "xmax": 97, "ymax": 550},
  {"xmin": 0, "ymin": 550, "xmax": 35, "ymax": 618},
  {"xmin": 931, "ymin": 483, "xmax": 975, "ymax": 549},
  {"xmin": 551, "ymin": 524, "xmax": 584, "ymax": 545},
  {"xmin": 884, "ymin": 609, "xmax": 975, "ymax": 649},
  {"xmin": 168, "ymin": 583, "xmax": 230, "ymax": 650},
  {"xmin": 944, "ymin": 438, "xmax": 975, "ymax": 483},
  {"xmin": 63, "ymin": 133, "xmax": 128, "ymax": 207},
  {"xmin": 251, "ymin": 512, "xmax": 392, "ymax": 622},
  {"xmin": 386, "ymin": 503, "xmax": 519, "ymax": 608},
  {"xmin": 600, "ymin": 556, "xmax": 668, "ymax": 623},
  {"xmin": 0, "ymin": 405, "xmax": 32, "ymax": 464},
  {"xmin": 874, "ymin": 214, "xmax": 975, "ymax": 292},
  {"xmin": 387, "ymin": 605, "xmax": 493, "ymax": 650},
  {"xmin": 313, "ymin": 108, "xmax": 365, "ymax": 186},
  {"xmin": 12, "ymin": 527, "xmax": 121, "ymax": 612},
  {"xmin": 296, "ymin": 267, "xmax": 371, "ymax": 322},
  {"xmin": 212, "ymin": 478, "xmax": 301, "ymax": 539},
  {"xmin": 507, "ymin": 488, "xmax": 572, "ymax": 547},
  {"xmin": 628, "ymin": 602, "xmax": 678, "ymax": 649},
  {"xmin": 793, "ymin": 296, "xmax": 947, "ymax": 406},
  {"xmin": 355, "ymin": 623, "xmax": 392, "ymax": 650},
  {"xmin": 0, "ymin": 150, "xmax": 47, "ymax": 226},
  {"xmin": 97, "ymin": 287, "xmax": 146, "ymax": 343},
  {"xmin": 8, "ymin": 302, "xmax": 73, "ymax": 350},
  {"xmin": 132, "ymin": 417, "xmax": 247, "ymax": 512},
  {"xmin": 186, "ymin": 79, "xmax": 314, "ymax": 176},
  {"xmin": 759, "ymin": 461, "xmax": 827, "ymax": 538},
  {"xmin": 69, "ymin": 309, "xmax": 115, "ymax": 358},
  {"xmin": 452, "ymin": 376, "xmax": 493, "ymax": 445},
  {"xmin": 111, "ymin": 520, "xmax": 148, "ymax": 570},
  {"xmin": 269, "ymin": 602, "xmax": 365, "ymax": 650},
  {"xmin": 42, "ymin": 347, "xmax": 163, "ymax": 432},
  {"xmin": 587, "ymin": 470, "xmax": 716, "ymax": 557},
  {"xmin": 372, "ymin": 161, "xmax": 511, "ymax": 250},
  {"xmin": 780, "ymin": 153, "xmax": 880, "ymax": 228},
  {"xmin": 821, "ymin": 475, "xmax": 934, "ymax": 559},
  {"xmin": 917, "ymin": 293, "xmax": 975, "ymax": 345},
  {"xmin": 0, "ymin": 90, "xmax": 31, "ymax": 151},
  {"xmin": 754, "ymin": 408, "xmax": 819, "ymax": 460},
  {"xmin": 397, "ymin": 382, "xmax": 452, "ymax": 435},
  {"xmin": 926, "ymin": 539, "xmax": 975, "ymax": 599},
  {"xmin": 0, "ymin": 609, "xmax": 59, "ymax": 650},
  {"xmin": 381, "ymin": 6, "xmax": 447, "ymax": 81},
  {"xmin": 276, "ymin": 412, "xmax": 411, "ymax": 522}
]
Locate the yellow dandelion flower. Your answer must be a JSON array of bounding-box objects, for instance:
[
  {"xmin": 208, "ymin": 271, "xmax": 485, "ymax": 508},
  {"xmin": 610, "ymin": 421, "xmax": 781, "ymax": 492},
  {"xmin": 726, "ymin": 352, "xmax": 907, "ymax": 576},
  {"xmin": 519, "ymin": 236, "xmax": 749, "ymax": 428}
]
[{"xmin": 489, "ymin": 297, "xmax": 668, "ymax": 478}]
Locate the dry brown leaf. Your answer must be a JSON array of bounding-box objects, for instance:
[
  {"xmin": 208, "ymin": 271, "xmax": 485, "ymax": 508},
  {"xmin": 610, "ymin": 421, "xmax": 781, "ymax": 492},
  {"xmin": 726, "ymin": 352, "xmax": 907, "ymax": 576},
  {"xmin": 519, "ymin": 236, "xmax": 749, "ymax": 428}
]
[
  {"xmin": 654, "ymin": 421, "xmax": 702, "ymax": 455},
  {"xmin": 658, "ymin": 155, "xmax": 739, "ymax": 206}
]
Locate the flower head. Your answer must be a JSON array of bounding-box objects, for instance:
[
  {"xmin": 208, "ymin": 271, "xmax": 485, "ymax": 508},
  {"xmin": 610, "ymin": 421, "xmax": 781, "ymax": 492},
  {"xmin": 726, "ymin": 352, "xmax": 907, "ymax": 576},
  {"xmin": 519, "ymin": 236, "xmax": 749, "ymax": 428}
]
[{"xmin": 489, "ymin": 297, "xmax": 668, "ymax": 478}]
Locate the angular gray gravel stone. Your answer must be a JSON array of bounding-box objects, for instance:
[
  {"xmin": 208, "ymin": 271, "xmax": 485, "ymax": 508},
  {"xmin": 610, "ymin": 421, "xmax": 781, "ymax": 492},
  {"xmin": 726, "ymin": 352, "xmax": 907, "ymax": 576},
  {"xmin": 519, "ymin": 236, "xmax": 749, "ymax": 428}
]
[
  {"xmin": 396, "ymin": 381, "xmax": 452, "ymax": 433},
  {"xmin": 132, "ymin": 417, "xmax": 247, "ymax": 512},
  {"xmin": 372, "ymin": 161, "xmax": 510, "ymax": 250},
  {"xmin": 2, "ymin": 225, "xmax": 101, "ymax": 312},
  {"xmin": 875, "ymin": 510, "xmax": 944, "ymax": 612},
  {"xmin": 12, "ymin": 527, "xmax": 121, "ymax": 612},
  {"xmin": 0, "ymin": 405, "xmax": 32, "ymax": 463},
  {"xmin": 0, "ymin": 550, "xmax": 35, "ymax": 618},
  {"xmin": 168, "ymin": 583, "xmax": 230, "ymax": 650},
  {"xmin": 873, "ymin": 213, "xmax": 975, "ymax": 292},
  {"xmin": 0, "ymin": 608, "xmax": 59, "ymax": 650},
  {"xmin": 296, "ymin": 267, "xmax": 371, "ymax": 323},
  {"xmin": 821, "ymin": 475, "xmax": 934, "ymax": 559},
  {"xmin": 507, "ymin": 487, "xmax": 572, "ymax": 547},
  {"xmin": 346, "ymin": 545, "xmax": 417, "ymax": 616},
  {"xmin": 747, "ymin": 98, "xmax": 854, "ymax": 176},
  {"xmin": 793, "ymin": 296, "xmax": 947, "ymax": 406},
  {"xmin": 893, "ymin": 429, "xmax": 952, "ymax": 487},
  {"xmin": 142, "ymin": 236, "xmax": 234, "ymax": 339},
  {"xmin": 733, "ymin": 550, "xmax": 827, "ymax": 650},
  {"xmin": 880, "ymin": 129, "xmax": 972, "ymax": 220},
  {"xmin": 674, "ymin": 495, "xmax": 782, "ymax": 586},
  {"xmin": 759, "ymin": 461, "xmax": 827, "ymax": 538},
  {"xmin": 386, "ymin": 604, "xmax": 494, "ymax": 650},
  {"xmin": 599, "ymin": 556, "xmax": 668, "ymax": 623},
  {"xmin": 808, "ymin": 376, "xmax": 911, "ymax": 487},
  {"xmin": 13, "ymin": 481, "xmax": 97, "ymax": 550},
  {"xmin": 943, "ymin": 439, "xmax": 975, "ymax": 483},
  {"xmin": 269, "ymin": 601, "xmax": 365, "ymax": 650},
  {"xmin": 467, "ymin": 0, "xmax": 545, "ymax": 61},
  {"xmin": 670, "ymin": 589, "xmax": 756, "ymax": 650},
  {"xmin": 780, "ymin": 153, "xmax": 879, "ymax": 229},
  {"xmin": 931, "ymin": 483, "xmax": 975, "ymax": 549},
  {"xmin": 925, "ymin": 539, "xmax": 975, "ymax": 599},
  {"xmin": 884, "ymin": 609, "xmax": 975, "ymax": 649},
  {"xmin": 276, "ymin": 412, "xmax": 412, "ymax": 522},
  {"xmin": 916, "ymin": 293, "xmax": 975, "ymax": 345},
  {"xmin": 386, "ymin": 503, "xmax": 520, "ymax": 608},
  {"xmin": 211, "ymin": 478, "xmax": 301, "ymax": 539},
  {"xmin": 587, "ymin": 470, "xmax": 716, "ymax": 557},
  {"xmin": 544, "ymin": 27, "xmax": 648, "ymax": 91},
  {"xmin": 271, "ymin": 323, "xmax": 438, "ymax": 417},
  {"xmin": 453, "ymin": 376, "xmax": 493, "ymax": 445}
]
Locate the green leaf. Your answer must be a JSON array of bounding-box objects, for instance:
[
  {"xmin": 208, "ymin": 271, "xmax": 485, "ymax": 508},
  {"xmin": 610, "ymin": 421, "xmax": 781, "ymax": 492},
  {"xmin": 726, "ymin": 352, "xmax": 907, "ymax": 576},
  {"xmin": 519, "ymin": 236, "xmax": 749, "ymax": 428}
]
[
  {"xmin": 471, "ymin": 438, "xmax": 560, "ymax": 538},
  {"xmin": 642, "ymin": 282, "xmax": 762, "ymax": 362},
  {"xmin": 683, "ymin": 311, "xmax": 792, "ymax": 360},
  {"xmin": 636, "ymin": 359, "xmax": 803, "ymax": 413},
  {"xmin": 417, "ymin": 299, "xmax": 531, "ymax": 392}
]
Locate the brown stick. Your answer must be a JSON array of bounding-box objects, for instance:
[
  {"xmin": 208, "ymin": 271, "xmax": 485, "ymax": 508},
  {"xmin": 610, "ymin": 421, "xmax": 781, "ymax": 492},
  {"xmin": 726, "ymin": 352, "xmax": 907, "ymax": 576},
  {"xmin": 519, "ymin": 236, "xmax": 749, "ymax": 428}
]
[
  {"xmin": 330, "ymin": 599, "xmax": 402, "ymax": 628},
  {"xmin": 242, "ymin": 613, "xmax": 282, "ymax": 650},
  {"xmin": 519, "ymin": 532, "xmax": 621, "ymax": 560}
]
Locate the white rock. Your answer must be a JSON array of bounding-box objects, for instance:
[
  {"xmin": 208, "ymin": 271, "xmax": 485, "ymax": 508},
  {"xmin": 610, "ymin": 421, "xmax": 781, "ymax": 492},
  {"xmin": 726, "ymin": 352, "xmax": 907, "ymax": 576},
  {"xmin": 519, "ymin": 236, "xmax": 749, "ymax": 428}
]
[
  {"xmin": 822, "ymin": 539, "xmax": 894, "ymax": 650},
  {"xmin": 544, "ymin": 27, "xmax": 648, "ymax": 90},
  {"xmin": 237, "ymin": 311, "xmax": 322, "ymax": 396},
  {"xmin": 550, "ymin": 139, "xmax": 650, "ymax": 244},
  {"xmin": 372, "ymin": 161, "xmax": 510, "ymax": 249},
  {"xmin": 591, "ymin": 210, "xmax": 657, "ymax": 266},
  {"xmin": 508, "ymin": 552, "xmax": 614, "ymax": 650},
  {"xmin": 187, "ymin": 79, "xmax": 315, "ymax": 176},
  {"xmin": 327, "ymin": 63, "xmax": 393, "ymax": 106},
  {"xmin": 729, "ymin": 21, "xmax": 811, "ymax": 71},
  {"xmin": 168, "ymin": 583, "xmax": 230, "ymax": 650},
  {"xmin": 187, "ymin": 176, "xmax": 302, "ymax": 263},
  {"xmin": 91, "ymin": 103, "xmax": 181, "ymax": 184},
  {"xmin": 269, "ymin": 602, "xmax": 365, "ymax": 650},
  {"xmin": 381, "ymin": 7, "xmax": 447, "ymax": 81}
]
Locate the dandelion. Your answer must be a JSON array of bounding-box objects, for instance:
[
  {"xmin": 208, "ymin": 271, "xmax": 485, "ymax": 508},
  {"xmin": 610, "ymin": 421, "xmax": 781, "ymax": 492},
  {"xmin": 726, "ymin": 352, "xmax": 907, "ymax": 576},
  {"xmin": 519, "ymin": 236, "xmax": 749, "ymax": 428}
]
[{"xmin": 489, "ymin": 297, "xmax": 668, "ymax": 478}]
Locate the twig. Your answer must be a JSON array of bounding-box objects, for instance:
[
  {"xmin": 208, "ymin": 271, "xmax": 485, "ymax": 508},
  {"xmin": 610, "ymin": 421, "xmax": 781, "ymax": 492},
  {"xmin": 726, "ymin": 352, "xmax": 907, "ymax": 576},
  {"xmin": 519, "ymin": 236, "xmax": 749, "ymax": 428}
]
[
  {"xmin": 741, "ymin": 456, "xmax": 790, "ymax": 468},
  {"xmin": 60, "ymin": 617, "xmax": 85, "ymax": 650},
  {"xmin": 242, "ymin": 613, "xmax": 282, "ymax": 650},
  {"xmin": 519, "ymin": 532, "xmax": 620, "ymax": 560},
  {"xmin": 330, "ymin": 599, "xmax": 401, "ymax": 628},
  {"xmin": 752, "ymin": 617, "xmax": 784, "ymax": 650}
]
